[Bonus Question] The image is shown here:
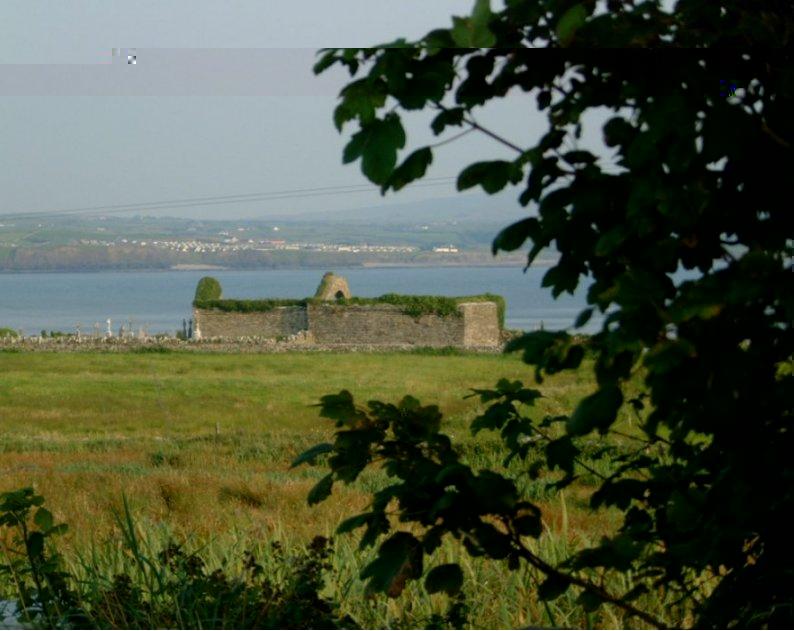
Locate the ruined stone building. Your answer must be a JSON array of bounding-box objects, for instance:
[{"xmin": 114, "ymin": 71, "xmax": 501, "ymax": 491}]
[{"xmin": 192, "ymin": 273, "xmax": 503, "ymax": 349}]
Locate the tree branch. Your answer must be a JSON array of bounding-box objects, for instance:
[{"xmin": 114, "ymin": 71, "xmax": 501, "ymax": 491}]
[
  {"xmin": 429, "ymin": 127, "xmax": 476, "ymax": 149},
  {"xmin": 761, "ymin": 120, "xmax": 791, "ymax": 149},
  {"xmin": 463, "ymin": 115, "xmax": 527, "ymax": 154},
  {"xmin": 513, "ymin": 537, "xmax": 668, "ymax": 629}
]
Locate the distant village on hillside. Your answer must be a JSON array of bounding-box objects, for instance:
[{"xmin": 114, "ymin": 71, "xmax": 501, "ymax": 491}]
[{"xmin": 0, "ymin": 215, "xmax": 537, "ymax": 272}]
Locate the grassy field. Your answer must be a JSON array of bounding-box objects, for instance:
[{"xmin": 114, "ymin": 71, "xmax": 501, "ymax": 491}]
[{"xmin": 0, "ymin": 350, "xmax": 668, "ymax": 628}]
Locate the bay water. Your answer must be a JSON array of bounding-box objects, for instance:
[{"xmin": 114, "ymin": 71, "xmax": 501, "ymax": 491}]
[{"xmin": 0, "ymin": 266, "xmax": 598, "ymax": 337}]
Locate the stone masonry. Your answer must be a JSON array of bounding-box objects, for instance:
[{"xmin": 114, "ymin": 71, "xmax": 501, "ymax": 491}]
[{"xmin": 192, "ymin": 274, "xmax": 502, "ymax": 349}]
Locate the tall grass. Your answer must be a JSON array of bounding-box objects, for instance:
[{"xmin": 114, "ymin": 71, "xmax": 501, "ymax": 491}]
[
  {"xmin": 0, "ymin": 494, "xmax": 674, "ymax": 629},
  {"xmin": 0, "ymin": 351, "xmax": 677, "ymax": 628}
]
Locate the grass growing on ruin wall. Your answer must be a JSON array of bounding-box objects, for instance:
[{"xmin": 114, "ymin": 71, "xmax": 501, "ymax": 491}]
[
  {"xmin": 194, "ymin": 298, "xmax": 308, "ymax": 313},
  {"xmin": 194, "ymin": 293, "xmax": 506, "ymax": 327}
]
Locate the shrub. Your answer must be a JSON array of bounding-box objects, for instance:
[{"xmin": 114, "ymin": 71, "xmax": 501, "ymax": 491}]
[
  {"xmin": 0, "ymin": 489, "xmax": 356, "ymax": 630},
  {"xmin": 193, "ymin": 277, "xmax": 222, "ymax": 303},
  {"xmin": 0, "ymin": 327, "xmax": 19, "ymax": 339}
]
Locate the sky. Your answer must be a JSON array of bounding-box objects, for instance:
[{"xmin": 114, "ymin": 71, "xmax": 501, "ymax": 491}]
[{"xmin": 0, "ymin": 1, "xmax": 607, "ymax": 221}]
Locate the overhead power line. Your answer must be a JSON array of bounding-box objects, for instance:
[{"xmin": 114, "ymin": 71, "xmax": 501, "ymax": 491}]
[{"xmin": 0, "ymin": 177, "xmax": 458, "ymax": 221}]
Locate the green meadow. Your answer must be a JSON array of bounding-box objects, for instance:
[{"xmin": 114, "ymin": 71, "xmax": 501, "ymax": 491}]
[{"xmin": 0, "ymin": 351, "xmax": 671, "ymax": 628}]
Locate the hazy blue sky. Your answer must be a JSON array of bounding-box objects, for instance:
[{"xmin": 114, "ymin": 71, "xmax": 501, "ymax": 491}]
[{"xmin": 0, "ymin": 1, "xmax": 608, "ymax": 220}]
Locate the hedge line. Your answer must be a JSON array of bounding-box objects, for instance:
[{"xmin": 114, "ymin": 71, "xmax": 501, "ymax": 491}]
[{"xmin": 194, "ymin": 293, "xmax": 505, "ymax": 327}]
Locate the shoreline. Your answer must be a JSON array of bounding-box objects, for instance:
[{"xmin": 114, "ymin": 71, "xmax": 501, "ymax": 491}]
[{"xmin": 0, "ymin": 260, "xmax": 556, "ymax": 275}]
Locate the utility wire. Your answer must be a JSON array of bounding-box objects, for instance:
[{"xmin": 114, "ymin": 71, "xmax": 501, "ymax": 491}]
[{"xmin": 0, "ymin": 177, "xmax": 458, "ymax": 221}]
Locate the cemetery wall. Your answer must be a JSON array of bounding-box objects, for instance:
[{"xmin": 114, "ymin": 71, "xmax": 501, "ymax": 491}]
[{"xmin": 192, "ymin": 301, "xmax": 501, "ymax": 349}]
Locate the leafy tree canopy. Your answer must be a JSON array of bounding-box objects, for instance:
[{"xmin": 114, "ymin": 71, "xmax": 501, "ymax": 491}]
[
  {"xmin": 193, "ymin": 276, "xmax": 222, "ymax": 303},
  {"xmin": 296, "ymin": 1, "xmax": 794, "ymax": 628}
]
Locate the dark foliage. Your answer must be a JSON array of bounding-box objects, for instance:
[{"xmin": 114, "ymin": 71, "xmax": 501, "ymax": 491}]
[{"xmin": 297, "ymin": 2, "xmax": 794, "ymax": 628}]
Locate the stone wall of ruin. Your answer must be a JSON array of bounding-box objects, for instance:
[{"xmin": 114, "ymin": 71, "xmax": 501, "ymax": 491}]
[
  {"xmin": 460, "ymin": 302, "xmax": 501, "ymax": 348},
  {"xmin": 194, "ymin": 306, "xmax": 307, "ymax": 339},
  {"xmin": 193, "ymin": 301, "xmax": 501, "ymax": 348},
  {"xmin": 307, "ymin": 304, "xmax": 466, "ymax": 347}
]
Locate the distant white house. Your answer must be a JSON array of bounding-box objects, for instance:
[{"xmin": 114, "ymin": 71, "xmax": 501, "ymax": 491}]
[{"xmin": 433, "ymin": 245, "xmax": 459, "ymax": 253}]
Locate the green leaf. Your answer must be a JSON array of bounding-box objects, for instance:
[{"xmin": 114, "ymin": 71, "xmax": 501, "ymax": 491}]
[
  {"xmin": 26, "ymin": 531, "xmax": 45, "ymax": 558},
  {"xmin": 451, "ymin": 0, "xmax": 496, "ymax": 47},
  {"xmin": 431, "ymin": 108, "xmax": 465, "ymax": 135},
  {"xmin": 514, "ymin": 513, "xmax": 543, "ymax": 538},
  {"xmin": 317, "ymin": 390, "xmax": 360, "ymax": 423},
  {"xmin": 342, "ymin": 130, "xmax": 367, "ymax": 165},
  {"xmin": 458, "ymin": 160, "xmax": 521, "ymax": 194},
  {"xmin": 334, "ymin": 79, "xmax": 387, "ymax": 131},
  {"xmin": 574, "ymin": 307, "xmax": 594, "ymax": 328},
  {"xmin": 425, "ymin": 563, "xmax": 464, "ymax": 595},
  {"xmin": 307, "ymin": 474, "xmax": 334, "ymax": 506},
  {"xmin": 313, "ymin": 50, "xmax": 339, "ymax": 75},
  {"xmin": 47, "ymin": 523, "xmax": 68, "ymax": 537},
  {"xmin": 567, "ymin": 385, "xmax": 623, "ymax": 435},
  {"xmin": 595, "ymin": 225, "xmax": 632, "ymax": 257},
  {"xmin": 361, "ymin": 115, "xmax": 407, "ymax": 185},
  {"xmin": 361, "ymin": 532, "xmax": 423, "ymax": 597},
  {"xmin": 562, "ymin": 150, "xmax": 597, "ymax": 166},
  {"xmin": 556, "ymin": 4, "xmax": 587, "ymax": 46},
  {"xmin": 291, "ymin": 443, "xmax": 333, "ymax": 468},
  {"xmin": 336, "ymin": 512, "xmax": 372, "ymax": 534},
  {"xmin": 578, "ymin": 589, "xmax": 603, "ymax": 612},
  {"xmin": 383, "ymin": 147, "xmax": 433, "ymax": 193},
  {"xmin": 492, "ymin": 218, "xmax": 536, "ymax": 254},
  {"xmin": 538, "ymin": 573, "xmax": 571, "ymax": 600},
  {"xmin": 33, "ymin": 507, "xmax": 53, "ymax": 532},
  {"xmin": 602, "ymin": 116, "xmax": 634, "ymax": 148},
  {"xmin": 546, "ymin": 436, "xmax": 579, "ymax": 474}
]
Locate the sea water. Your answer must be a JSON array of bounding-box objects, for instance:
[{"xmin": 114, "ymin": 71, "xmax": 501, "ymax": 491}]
[{"xmin": 0, "ymin": 266, "xmax": 598, "ymax": 336}]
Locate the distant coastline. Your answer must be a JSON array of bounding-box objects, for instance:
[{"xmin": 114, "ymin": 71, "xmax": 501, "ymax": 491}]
[
  {"xmin": 0, "ymin": 251, "xmax": 559, "ymax": 274},
  {"xmin": 0, "ymin": 259, "xmax": 557, "ymax": 275}
]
